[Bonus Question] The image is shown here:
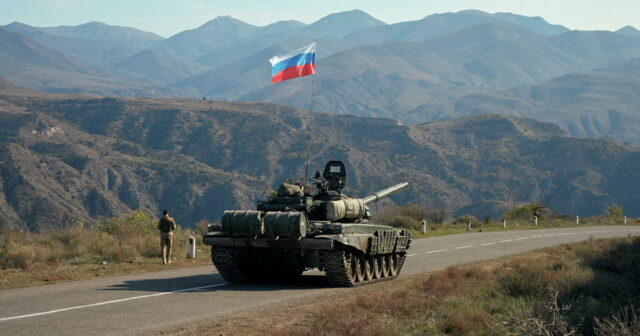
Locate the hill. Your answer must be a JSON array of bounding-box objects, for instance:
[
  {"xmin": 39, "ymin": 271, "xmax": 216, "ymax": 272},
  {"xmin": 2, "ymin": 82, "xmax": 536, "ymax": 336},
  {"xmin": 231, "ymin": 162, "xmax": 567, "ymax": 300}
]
[
  {"xmin": 415, "ymin": 58, "xmax": 640, "ymax": 145},
  {"xmin": 179, "ymin": 23, "xmax": 640, "ymax": 122},
  {"xmin": 345, "ymin": 9, "xmax": 568, "ymax": 44},
  {"xmin": 1, "ymin": 90, "xmax": 639, "ymax": 230},
  {"xmin": 115, "ymin": 49, "xmax": 206, "ymax": 84},
  {"xmin": 616, "ymin": 25, "xmax": 640, "ymax": 37},
  {"xmin": 157, "ymin": 10, "xmax": 384, "ymax": 66},
  {"xmin": 211, "ymin": 23, "xmax": 597, "ymax": 117},
  {"xmin": 298, "ymin": 9, "xmax": 385, "ymax": 38},
  {"xmin": 152, "ymin": 16, "xmax": 260, "ymax": 60},
  {"xmin": 0, "ymin": 26, "xmax": 188, "ymax": 97},
  {"xmin": 4, "ymin": 21, "xmax": 164, "ymax": 66}
]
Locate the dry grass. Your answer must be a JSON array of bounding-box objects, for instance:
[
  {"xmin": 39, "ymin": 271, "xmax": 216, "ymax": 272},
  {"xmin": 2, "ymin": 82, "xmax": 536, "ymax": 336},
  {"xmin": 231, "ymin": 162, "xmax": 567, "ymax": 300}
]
[
  {"xmin": 164, "ymin": 236, "xmax": 640, "ymax": 336},
  {"xmin": 0, "ymin": 210, "xmax": 211, "ymax": 289}
]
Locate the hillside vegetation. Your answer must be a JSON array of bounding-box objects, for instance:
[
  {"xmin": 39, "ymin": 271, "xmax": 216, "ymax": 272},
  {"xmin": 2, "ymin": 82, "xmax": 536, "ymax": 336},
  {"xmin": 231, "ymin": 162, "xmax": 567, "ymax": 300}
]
[
  {"xmin": 0, "ymin": 210, "xmax": 209, "ymax": 289},
  {"xmin": 1, "ymin": 88, "xmax": 640, "ymax": 230}
]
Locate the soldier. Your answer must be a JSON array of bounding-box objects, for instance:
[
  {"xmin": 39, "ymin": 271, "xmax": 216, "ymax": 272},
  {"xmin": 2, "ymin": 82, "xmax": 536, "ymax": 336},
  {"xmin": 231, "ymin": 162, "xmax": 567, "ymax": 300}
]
[{"xmin": 157, "ymin": 210, "xmax": 177, "ymax": 264}]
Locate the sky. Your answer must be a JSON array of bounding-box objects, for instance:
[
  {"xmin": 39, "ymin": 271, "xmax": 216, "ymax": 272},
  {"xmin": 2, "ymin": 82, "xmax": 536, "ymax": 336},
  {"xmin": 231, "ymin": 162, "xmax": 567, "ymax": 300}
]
[{"xmin": 0, "ymin": 0, "xmax": 638, "ymax": 37}]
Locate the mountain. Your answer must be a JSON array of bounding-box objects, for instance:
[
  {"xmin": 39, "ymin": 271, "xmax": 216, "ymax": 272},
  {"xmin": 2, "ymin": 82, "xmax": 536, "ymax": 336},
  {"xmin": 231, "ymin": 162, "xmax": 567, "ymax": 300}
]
[
  {"xmin": 152, "ymin": 16, "xmax": 260, "ymax": 60},
  {"xmin": 2, "ymin": 89, "xmax": 640, "ymax": 230},
  {"xmin": 616, "ymin": 25, "xmax": 640, "ymax": 37},
  {"xmin": 260, "ymin": 20, "xmax": 307, "ymax": 35},
  {"xmin": 229, "ymin": 23, "xmax": 590, "ymax": 118},
  {"xmin": 345, "ymin": 9, "xmax": 569, "ymax": 44},
  {"xmin": 0, "ymin": 27, "xmax": 187, "ymax": 97},
  {"xmin": 180, "ymin": 22, "xmax": 640, "ymax": 122},
  {"xmin": 177, "ymin": 38, "xmax": 363, "ymax": 98},
  {"xmin": 0, "ymin": 26, "xmax": 101, "ymax": 75},
  {"xmin": 298, "ymin": 9, "xmax": 386, "ymax": 38},
  {"xmin": 115, "ymin": 49, "xmax": 207, "ymax": 84},
  {"xmin": 0, "ymin": 77, "xmax": 30, "ymax": 91},
  {"xmin": 492, "ymin": 12, "xmax": 569, "ymax": 35},
  {"xmin": 414, "ymin": 58, "xmax": 640, "ymax": 145},
  {"xmin": 159, "ymin": 10, "xmax": 383, "ymax": 67},
  {"xmin": 4, "ymin": 21, "xmax": 164, "ymax": 66},
  {"xmin": 548, "ymin": 30, "xmax": 640, "ymax": 65}
]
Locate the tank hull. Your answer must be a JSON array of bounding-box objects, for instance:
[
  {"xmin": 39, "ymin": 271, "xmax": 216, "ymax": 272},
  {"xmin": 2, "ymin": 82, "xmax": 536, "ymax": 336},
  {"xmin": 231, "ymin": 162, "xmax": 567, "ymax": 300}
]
[{"xmin": 204, "ymin": 223, "xmax": 411, "ymax": 286}]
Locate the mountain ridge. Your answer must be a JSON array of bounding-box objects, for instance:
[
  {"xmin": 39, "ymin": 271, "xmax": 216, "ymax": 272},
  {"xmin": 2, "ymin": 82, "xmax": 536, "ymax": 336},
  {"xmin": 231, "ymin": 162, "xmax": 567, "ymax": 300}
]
[{"xmin": 1, "ymin": 90, "xmax": 639, "ymax": 230}]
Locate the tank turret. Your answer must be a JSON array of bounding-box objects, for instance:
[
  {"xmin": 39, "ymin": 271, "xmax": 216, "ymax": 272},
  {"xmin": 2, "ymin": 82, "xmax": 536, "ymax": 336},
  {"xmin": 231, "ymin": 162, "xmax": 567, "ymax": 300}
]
[{"xmin": 203, "ymin": 161, "xmax": 411, "ymax": 286}]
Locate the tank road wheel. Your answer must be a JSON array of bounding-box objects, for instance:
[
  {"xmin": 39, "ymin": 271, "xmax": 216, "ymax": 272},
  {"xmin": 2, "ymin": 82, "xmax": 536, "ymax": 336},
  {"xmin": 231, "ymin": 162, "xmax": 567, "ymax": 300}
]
[
  {"xmin": 372, "ymin": 255, "xmax": 383, "ymax": 279},
  {"xmin": 350, "ymin": 253, "xmax": 366, "ymax": 282},
  {"xmin": 381, "ymin": 254, "xmax": 392, "ymax": 278},
  {"xmin": 364, "ymin": 255, "xmax": 375, "ymax": 281},
  {"xmin": 211, "ymin": 247, "xmax": 250, "ymax": 284},
  {"xmin": 388, "ymin": 253, "xmax": 400, "ymax": 277}
]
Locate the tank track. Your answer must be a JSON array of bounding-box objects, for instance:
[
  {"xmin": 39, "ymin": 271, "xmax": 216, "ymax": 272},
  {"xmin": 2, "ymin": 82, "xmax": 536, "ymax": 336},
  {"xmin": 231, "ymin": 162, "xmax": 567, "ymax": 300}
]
[
  {"xmin": 321, "ymin": 247, "xmax": 407, "ymax": 287},
  {"xmin": 211, "ymin": 247, "xmax": 304, "ymax": 284},
  {"xmin": 211, "ymin": 246, "xmax": 250, "ymax": 283}
]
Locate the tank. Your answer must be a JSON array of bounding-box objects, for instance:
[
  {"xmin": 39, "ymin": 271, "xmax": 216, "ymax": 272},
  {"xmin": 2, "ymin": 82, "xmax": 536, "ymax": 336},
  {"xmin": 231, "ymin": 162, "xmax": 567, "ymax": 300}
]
[{"xmin": 202, "ymin": 160, "xmax": 411, "ymax": 286}]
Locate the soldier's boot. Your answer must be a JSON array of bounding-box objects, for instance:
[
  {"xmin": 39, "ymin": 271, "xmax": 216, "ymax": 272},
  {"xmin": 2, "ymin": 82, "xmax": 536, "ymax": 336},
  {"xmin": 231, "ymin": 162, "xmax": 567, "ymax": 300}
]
[
  {"xmin": 161, "ymin": 246, "xmax": 167, "ymax": 264},
  {"xmin": 167, "ymin": 245, "xmax": 172, "ymax": 264}
]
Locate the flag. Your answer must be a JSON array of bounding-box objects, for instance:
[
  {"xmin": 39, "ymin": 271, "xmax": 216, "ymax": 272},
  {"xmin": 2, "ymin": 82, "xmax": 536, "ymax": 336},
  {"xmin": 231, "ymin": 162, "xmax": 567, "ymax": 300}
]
[{"xmin": 269, "ymin": 42, "xmax": 316, "ymax": 84}]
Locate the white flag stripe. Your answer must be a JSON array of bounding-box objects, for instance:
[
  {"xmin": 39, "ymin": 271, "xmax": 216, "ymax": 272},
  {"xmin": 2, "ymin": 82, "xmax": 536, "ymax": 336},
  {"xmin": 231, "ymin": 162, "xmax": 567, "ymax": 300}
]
[{"xmin": 269, "ymin": 42, "xmax": 316, "ymax": 66}]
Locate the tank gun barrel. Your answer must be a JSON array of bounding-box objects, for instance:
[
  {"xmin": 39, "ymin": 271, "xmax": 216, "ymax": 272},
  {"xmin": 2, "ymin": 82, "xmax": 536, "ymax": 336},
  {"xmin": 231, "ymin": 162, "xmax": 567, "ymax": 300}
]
[{"xmin": 362, "ymin": 182, "xmax": 409, "ymax": 205}]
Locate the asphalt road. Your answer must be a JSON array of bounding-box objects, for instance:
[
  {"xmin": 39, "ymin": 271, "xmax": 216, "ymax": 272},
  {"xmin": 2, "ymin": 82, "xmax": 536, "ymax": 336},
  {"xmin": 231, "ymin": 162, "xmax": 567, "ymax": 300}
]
[{"xmin": 1, "ymin": 226, "xmax": 639, "ymax": 335}]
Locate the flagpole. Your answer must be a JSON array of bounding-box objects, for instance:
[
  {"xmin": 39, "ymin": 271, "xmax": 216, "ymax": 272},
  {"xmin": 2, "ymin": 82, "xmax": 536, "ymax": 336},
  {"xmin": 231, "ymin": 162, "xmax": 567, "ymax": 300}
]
[{"xmin": 304, "ymin": 58, "xmax": 316, "ymax": 186}]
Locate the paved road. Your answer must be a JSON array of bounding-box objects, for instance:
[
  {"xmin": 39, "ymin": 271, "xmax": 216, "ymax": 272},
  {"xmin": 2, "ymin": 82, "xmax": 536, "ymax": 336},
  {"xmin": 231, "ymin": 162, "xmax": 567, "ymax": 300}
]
[{"xmin": 1, "ymin": 226, "xmax": 639, "ymax": 335}]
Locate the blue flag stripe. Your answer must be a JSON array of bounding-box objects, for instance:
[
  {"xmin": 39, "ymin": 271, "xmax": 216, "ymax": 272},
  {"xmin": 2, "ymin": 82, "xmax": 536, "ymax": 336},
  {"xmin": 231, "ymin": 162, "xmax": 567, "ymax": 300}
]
[{"xmin": 271, "ymin": 53, "xmax": 315, "ymax": 76}]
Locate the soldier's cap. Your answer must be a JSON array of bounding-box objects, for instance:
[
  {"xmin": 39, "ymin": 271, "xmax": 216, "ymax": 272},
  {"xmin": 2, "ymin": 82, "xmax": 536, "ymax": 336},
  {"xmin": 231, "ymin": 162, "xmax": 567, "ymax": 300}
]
[{"xmin": 163, "ymin": 210, "xmax": 169, "ymax": 215}]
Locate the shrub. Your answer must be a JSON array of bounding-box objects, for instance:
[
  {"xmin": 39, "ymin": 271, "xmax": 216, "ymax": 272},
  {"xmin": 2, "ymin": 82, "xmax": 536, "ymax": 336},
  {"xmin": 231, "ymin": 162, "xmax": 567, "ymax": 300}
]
[
  {"xmin": 607, "ymin": 206, "xmax": 623, "ymax": 218},
  {"xmin": 452, "ymin": 214, "xmax": 481, "ymax": 227},
  {"xmin": 503, "ymin": 201, "xmax": 546, "ymax": 221}
]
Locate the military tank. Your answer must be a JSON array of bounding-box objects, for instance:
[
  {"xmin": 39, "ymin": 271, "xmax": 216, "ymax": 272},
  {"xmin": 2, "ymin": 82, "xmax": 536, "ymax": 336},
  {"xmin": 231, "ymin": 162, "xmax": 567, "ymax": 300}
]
[{"xmin": 203, "ymin": 161, "xmax": 411, "ymax": 286}]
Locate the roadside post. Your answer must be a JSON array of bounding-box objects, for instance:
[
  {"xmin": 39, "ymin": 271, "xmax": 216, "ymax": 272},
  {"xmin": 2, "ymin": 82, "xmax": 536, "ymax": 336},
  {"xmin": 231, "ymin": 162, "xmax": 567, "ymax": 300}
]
[
  {"xmin": 188, "ymin": 237, "xmax": 196, "ymax": 259},
  {"xmin": 624, "ymin": 216, "xmax": 627, "ymax": 225},
  {"xmin": 534, "ymin": 216, "xmax": 538, "ymax": 226},
  {"xmin": 576, "ymin": 216, "xmax": 579, "ymax": 225},
  {"xmin": 468, "ymin": 221, "xmax": 472, "ymax": 231},
  {"xmin": 421, "ymin": 219, "xmax": 427, "ymax": 234},
  {"xmin": 503, "ymin": 219, "xmax": 506, "ymax": 229}
]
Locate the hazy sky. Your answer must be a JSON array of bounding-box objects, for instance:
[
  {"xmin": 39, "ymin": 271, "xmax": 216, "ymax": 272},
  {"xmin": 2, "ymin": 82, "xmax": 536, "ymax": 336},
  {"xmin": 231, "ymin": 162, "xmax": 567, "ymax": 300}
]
[{"xmin": 1, "ymin": 0, "xmax": 637, "ymax": 37}]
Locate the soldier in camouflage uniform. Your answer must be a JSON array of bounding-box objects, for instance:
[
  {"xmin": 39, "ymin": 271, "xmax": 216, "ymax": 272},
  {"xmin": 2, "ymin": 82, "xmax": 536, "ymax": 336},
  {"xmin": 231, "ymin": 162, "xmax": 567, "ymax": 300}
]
[{"xmin": 157, "ymin": 210, "xmax": 177, "ymax": 264}]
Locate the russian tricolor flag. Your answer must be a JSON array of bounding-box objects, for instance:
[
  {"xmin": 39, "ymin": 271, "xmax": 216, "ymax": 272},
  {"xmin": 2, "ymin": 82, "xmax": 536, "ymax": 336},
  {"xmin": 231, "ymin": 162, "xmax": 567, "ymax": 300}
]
[{"xmin": 269, "ymin": 42, "xmax": 316, "ymax": 84}]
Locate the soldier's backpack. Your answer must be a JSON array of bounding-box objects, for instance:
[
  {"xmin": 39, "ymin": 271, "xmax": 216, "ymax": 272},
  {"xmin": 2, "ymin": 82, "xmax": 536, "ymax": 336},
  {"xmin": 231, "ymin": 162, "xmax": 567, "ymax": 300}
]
[{"xmin": 159, "ymin": 217, "xmax": 174, "ymax": 233}]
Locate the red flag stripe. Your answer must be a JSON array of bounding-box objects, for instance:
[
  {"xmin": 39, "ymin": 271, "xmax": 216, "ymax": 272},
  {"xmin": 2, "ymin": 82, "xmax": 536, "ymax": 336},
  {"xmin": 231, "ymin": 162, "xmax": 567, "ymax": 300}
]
[{"xmin": 271, "ymin": 63, "xmax": 316, "ymax": 84}]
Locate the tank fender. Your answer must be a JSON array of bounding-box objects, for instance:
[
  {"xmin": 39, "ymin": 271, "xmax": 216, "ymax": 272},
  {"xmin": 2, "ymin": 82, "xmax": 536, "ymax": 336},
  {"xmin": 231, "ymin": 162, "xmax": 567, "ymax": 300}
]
[{"xmin": 315, "ymin": 234, "xmax": 370, "ymax": 254}]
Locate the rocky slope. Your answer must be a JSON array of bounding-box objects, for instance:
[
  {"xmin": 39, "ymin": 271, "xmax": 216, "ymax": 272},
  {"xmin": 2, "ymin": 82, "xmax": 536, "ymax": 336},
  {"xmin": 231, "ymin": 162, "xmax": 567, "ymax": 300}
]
[{"xmin": 1, "ymin": 85, "xmax": 639, "ymax": 230}]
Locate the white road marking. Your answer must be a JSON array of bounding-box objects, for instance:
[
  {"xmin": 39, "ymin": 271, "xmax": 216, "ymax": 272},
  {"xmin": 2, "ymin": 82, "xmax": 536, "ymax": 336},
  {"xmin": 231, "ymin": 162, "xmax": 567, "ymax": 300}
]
[
  {"xmin": 407, "ymin": 253, "xmax": 419, "ymax": 257},
  {"xmin": 531, "ymin": 235, "xmax": 542, "ymax": 238},
  {"xmin": 481, "ymin": 242, "xmax": 496, "ymax": 246},
  {"xmin": 425, "ymin": 249, "xmax": 448, "ymax": 254},
  {"xmin": 455, "ymin": 246, "xmax": 472, "ymax": 250},
  {"xmin": 514, "ymin": 237, "xmax": 529, "ymax": 241},
  {"xmin": 499, "ymin": 239, "xmax": 513, "ymax": 243},
  {"xmin": 0, "ymin": 283, "xmax": 226, "ymax": 322}
]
